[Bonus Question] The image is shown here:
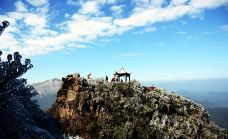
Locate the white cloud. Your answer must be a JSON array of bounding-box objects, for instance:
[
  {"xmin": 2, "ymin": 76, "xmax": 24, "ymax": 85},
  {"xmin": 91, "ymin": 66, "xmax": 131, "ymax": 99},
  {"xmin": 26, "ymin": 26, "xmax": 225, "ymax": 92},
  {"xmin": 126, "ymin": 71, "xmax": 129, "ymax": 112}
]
[
  {"xmin": 150, "ymin": 0, "xmax": 165, "ymax": 7},
  {"xmin": 8, "ymin": 12, "xmax": 24, "ymax": 20},
  {"xmin": 201, "ymin": 31, "xmax": 215, "ymax": 35},
  {"xmin": 1, "ymin": 0, "xmax": 228, "ymax": 57},
  {"xmin": 161, "ymin": 26, "xmax": 166, "ymax": 30},
  {"xmin": 121, "ymin": 52, "xmax": 143, "ymax": 57},
  {"xmin": 180, "ymin": 21, "xmax": 187, "ymax": 25},
  {"xmin": 79, "ymin": 1, "xmax": 101, "ymax": 15},
  {"xmin": 15, "ymin": 1, "xmax": 28, "ymax": 12},
  {"xmin": 132, "ymin": 0, "xmax": 166, "ymax": 11},
  {"xmin": 171, "ymin": 0, "xmax": 189, "ymax": 6},
  {"xmin": 133, "ymin": 26, "xmax": 157, "ymax": 35},
  {"xmin": 175, "ymin": 31, "xmax": 187, "ymax": 35},
  {"xmin": 0, "ymin": 33, "xmax": 19, "ymax": 50},
  {"xmin": 67, "ymin": 0, "xmax": 79, "ymax": 6},
  {"xmin": 114, "ymin": 5, "xmax": 191, "ymax": 27},
  {"xmin": 64, "ymin": 13, "xmax": 71, "ymax": 18},
  {"xmin": 66, "ymin": 43, "xmax": 88, "ymax": 48},
  {"xmin": 68, "ymin": 15, "xmax": 112, "ymax": 35},
  {"xmin": 111, "ymin": 5, "xmax": 124, "ymax": 15},
  {"xmin": 133, "ymin": 0, "xmax": 151, "ymax": 7},
  {"xmin": 67, "ymin": 0, "xmax": 86, "ymax": 6},
  {"xmin": 26, "ymin": 0, "xmax": 48, "ymax": 7},
  {"xmin": 105, "ymin": 0, "xmax": 118, "ymax": 5},
  {"xmin": 0, "ymin": 0, "xmax": 53, "ymax": 57},
  {"xmin": 114, "ymin": 0, "xmax": 228, "ymax": 28},
  {"xmin": 190, "ymin": 0, "xmax": 228, "ymax": 9},
  {"xmin": 220, "ymin": 24, "xmax": 228, "ymax": 32},
  {"xmin": 87, "ymin": 0, "xmax": 119, "ymax": 5},
  {"xmin": 23, "ymin": 13, "xmax": 46, "ymax": 28}
]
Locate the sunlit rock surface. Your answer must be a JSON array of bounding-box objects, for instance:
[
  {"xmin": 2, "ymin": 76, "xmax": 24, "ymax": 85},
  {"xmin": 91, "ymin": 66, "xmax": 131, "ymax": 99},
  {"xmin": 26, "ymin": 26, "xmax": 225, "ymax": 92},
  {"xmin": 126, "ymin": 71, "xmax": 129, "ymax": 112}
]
[{"xmin": 50, "ymin": 73, "xmax": 228, "ymax": 139}]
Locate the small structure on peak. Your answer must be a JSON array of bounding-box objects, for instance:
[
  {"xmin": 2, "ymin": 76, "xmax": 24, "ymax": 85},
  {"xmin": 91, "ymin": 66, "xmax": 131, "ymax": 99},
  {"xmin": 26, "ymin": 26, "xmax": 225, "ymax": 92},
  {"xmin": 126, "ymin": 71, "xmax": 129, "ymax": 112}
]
[{"xmin": 113, "ymin": 67, "xmax": 131, "ymax": 82}]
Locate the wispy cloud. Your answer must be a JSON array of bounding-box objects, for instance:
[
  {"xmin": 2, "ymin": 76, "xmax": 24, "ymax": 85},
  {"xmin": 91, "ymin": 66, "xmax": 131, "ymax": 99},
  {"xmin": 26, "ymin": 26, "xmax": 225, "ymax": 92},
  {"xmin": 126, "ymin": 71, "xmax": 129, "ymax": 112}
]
[
  {"xmin": 219, "ymin": 24, "xmax": 228, "ymax": 32},
  {"xmin": 1, "ymin": 0, "xmax": 228, "ymax": 57},
  {"xmin": 66, "ymin": 0, "xmax": 80, "ymax": 6},
  {"xmin": 78, "ymin": 1, "xmax": 101, "ymax": 15},
  {"xmin": 133, "ymin": 27, "xmax": 157, "ymax": 35},
  {"xmin": 180, "ymin": 21, "xmax": 187, "ymax": 25},
  {"xmin": 15, "ymin": 1, "xmax": 28, "ymax": 12},
  {"xmin": 26, "ymin": 0, "xmax": 48, "ymax": 7},
  {"xmin": 175, "ymin": 31, "xmax": 187, "ymax": 35},
  {"xmin": 110, "ymin": 4, "xmax": 124, "ymax": 16},
  {"xmin": 120, "ymin": 52, "xmax": 143, "ymax": 58}
]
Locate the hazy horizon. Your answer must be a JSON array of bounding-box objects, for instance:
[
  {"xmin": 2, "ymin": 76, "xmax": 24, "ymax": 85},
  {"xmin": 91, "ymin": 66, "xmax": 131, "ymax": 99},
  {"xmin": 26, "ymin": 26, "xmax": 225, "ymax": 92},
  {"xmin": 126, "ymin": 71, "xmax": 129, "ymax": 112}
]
[{"xmin": 141, "ymin": 78, "xmax": 228, "ymax": 93}]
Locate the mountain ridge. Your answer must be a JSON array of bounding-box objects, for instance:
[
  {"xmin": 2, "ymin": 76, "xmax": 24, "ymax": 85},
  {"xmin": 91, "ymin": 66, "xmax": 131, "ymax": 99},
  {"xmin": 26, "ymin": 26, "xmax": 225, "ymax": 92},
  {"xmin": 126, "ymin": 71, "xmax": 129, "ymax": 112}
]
[
  {"xmin": 32, "ymin": 78, "xmax": 62, "ymax": 109},
  {"xmin": 34, "ymin": 77, "xmax": 228, "ymax": 129},
  {"xmin": 48, "ymin": 74, "xmax": 228, "ymax": 138}
]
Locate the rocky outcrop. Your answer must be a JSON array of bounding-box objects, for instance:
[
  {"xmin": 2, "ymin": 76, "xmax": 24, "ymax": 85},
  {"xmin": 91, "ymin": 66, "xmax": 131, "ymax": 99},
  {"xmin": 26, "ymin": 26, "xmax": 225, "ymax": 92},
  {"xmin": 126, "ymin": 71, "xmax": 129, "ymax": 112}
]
[
  {"xmin": 51, "ymin": 74, "xmax": 98, "ymax": 138},
  {"xmin": 51, "ymin": 73, "xmax": 228, "ymax": 139}
]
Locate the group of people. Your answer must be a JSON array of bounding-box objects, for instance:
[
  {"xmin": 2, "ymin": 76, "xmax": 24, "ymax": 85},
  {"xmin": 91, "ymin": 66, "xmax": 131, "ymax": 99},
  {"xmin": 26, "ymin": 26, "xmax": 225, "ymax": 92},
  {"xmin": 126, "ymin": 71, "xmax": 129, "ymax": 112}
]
[
  {"xmin": 111, "ymin": 76, "xmax": 123, "ymax": 82},
  {"xmin": 107, "ymin": 75, "xmax": 123, "ymax": 82},
  {"xmin": 86, "ymin": 73, "xmax": 124, "ymax": 83}
]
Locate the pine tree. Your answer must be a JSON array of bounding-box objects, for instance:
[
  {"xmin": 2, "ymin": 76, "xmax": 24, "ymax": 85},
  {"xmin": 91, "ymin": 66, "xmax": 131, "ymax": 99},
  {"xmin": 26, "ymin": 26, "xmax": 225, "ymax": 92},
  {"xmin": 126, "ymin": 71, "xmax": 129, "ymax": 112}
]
[{"xmin": 0, "ymin": 51, "xmax": 63, "ymax": 139}]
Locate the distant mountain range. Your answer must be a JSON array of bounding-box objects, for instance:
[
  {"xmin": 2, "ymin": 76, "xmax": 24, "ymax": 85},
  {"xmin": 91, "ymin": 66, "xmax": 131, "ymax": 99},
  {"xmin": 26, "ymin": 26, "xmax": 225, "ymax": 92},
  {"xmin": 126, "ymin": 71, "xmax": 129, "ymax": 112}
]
[
  {"xmin": 142, "ymin": 78, "xmax": 228, "ymax": 108},
  {"xmin": 32, "ymin": 78, "xmax": 62, "ymax": 109},
  {"xmin": 141, "ymin": 78, "xmax": 228, "ymax": 93}
]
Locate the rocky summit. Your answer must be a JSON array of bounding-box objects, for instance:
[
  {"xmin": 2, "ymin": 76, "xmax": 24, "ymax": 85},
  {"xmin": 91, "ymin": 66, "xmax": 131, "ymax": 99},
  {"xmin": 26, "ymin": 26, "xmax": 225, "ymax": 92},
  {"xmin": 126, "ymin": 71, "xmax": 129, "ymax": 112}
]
[{"xmin": 49, "ymin": 73, "xmax": 228, "ymax": 139}]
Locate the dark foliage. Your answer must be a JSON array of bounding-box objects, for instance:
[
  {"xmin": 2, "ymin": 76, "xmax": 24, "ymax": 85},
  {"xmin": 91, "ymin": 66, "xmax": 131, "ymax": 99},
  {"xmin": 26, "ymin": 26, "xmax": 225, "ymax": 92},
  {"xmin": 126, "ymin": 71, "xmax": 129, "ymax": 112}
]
[
  {"xmin": 0, "ymin": 51, "xmax": 63, "ymax": 139},
  {"xmin": 0, "ymin": 20, "xmax": 10, "ymax": 36}
]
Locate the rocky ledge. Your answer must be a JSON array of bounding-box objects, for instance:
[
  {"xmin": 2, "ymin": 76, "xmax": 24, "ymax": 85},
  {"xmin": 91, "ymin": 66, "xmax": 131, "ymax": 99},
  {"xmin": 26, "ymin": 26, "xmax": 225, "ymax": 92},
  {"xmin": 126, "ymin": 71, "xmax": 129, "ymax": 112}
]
[{"xmin": 49, "ymin": 73, "xmax": 228, "ymax": 139}]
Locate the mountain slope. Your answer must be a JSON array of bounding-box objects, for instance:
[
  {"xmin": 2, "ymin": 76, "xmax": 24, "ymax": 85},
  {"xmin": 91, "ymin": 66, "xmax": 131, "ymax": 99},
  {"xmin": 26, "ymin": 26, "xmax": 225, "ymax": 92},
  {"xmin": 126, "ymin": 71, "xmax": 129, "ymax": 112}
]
[
  {"xmin": 49, "ymin": 74, "xmax": 228, "ymax": 139},
  {"xmin": 32, "ymin": 78, "xmax": 62, "ymax": 109}
]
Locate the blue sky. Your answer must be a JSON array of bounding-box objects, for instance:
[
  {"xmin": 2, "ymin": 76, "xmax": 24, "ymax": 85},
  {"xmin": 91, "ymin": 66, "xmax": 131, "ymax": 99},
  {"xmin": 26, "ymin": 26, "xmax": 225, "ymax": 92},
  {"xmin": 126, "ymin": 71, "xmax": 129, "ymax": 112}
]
[{"xmin": 0, "ymin": 0, "xmax": 228, "ymax": 83}]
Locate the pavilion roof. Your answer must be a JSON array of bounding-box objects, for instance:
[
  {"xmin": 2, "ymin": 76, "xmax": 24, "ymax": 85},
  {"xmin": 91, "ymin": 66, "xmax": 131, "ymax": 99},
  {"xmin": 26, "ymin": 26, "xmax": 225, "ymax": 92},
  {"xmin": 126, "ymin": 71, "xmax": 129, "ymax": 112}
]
[{"xmin": 114, "ymin": 68, "xmax": 131, "ymax": 75}]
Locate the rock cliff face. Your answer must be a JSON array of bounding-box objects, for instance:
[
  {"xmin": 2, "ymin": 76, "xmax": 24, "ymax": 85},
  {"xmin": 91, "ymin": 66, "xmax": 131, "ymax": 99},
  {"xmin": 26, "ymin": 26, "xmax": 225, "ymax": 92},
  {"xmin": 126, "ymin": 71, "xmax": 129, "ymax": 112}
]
[{"xmin": 51, "ymin": 74, "xmax": 228, "ymax": 139}]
